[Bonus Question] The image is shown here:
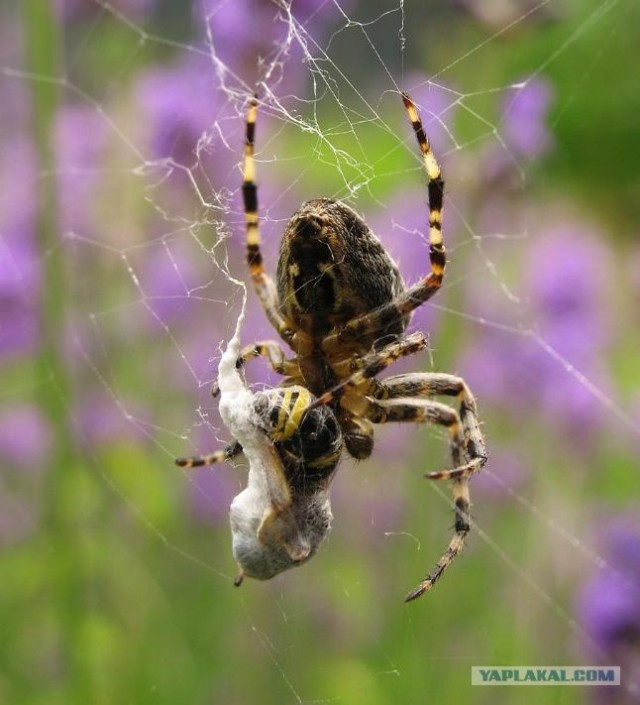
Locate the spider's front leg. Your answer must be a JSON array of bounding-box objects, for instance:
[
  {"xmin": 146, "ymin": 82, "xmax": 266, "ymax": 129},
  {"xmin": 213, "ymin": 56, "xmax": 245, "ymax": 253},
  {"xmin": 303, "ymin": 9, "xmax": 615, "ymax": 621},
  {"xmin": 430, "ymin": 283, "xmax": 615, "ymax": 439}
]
[{"xmin": 211, "ymin": 341, "xmax": 301, "ymax": 398}]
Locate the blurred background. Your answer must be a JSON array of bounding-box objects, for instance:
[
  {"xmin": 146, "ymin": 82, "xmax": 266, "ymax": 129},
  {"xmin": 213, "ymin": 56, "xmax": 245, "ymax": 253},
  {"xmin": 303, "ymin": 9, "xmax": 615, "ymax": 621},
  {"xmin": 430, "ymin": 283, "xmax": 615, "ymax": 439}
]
[{"xmin": 1, "ymin": 0, "xmax": 639, "ymax": 703}]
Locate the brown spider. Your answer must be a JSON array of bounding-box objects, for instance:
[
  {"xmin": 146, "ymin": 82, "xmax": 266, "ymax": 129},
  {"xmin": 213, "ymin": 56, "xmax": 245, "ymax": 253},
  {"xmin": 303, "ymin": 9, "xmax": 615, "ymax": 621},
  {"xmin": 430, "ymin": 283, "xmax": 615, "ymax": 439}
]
[{"xmin": 177, "ymin": 93, "xmax": 487, "ymax": 601}]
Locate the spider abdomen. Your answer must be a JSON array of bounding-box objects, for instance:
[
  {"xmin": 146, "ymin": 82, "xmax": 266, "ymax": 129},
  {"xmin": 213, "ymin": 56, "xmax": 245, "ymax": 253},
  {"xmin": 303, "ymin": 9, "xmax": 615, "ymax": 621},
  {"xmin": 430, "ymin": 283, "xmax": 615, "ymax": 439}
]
[{"xmin": 277, "ymin": 199, "xmax": 408, "ymax": 342}]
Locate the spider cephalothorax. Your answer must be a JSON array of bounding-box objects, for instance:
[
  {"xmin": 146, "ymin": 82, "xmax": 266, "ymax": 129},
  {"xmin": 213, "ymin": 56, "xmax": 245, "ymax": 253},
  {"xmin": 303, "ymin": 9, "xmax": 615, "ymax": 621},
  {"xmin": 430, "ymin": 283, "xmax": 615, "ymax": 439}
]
[{"xmin": 177, "ymin": 94, "xmax": 487, "ymax": 602}]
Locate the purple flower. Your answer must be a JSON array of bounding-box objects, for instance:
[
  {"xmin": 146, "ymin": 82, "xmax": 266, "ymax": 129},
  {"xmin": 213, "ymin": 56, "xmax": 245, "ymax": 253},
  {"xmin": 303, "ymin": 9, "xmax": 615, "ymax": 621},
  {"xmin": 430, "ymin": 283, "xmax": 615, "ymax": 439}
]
[
  {"xmin": 525, "ymin": 224, "xmax": 613, "ymax": 357},
  {"xmin": 55, "ymin": 104, "xmax": 109, "ymax": 235},
  {"xmin": 0, "ymin": 137, "xmax": 40, "ymax": 360},
  {"xmin": 578, "ymin": 519, "xmax": 640, "ymax": 701},
  {"xmin": 0, "ymin": 404, "xmax": 51, "ymax": 469},
  {"xmin": 137, "ymin": 57, "xmax": 223, "ymax": 164},
  {"xmin": 501, "ymin": 78, "xmax": 554, "ymax": 160},
  {"xmin": 139, "ymin": 239, "xmax": 205, "ymax": 324},
  {"xmin": 458, "ymin": 220, "xmax": 614, "ymax": 442},
  {"xmin": 194, "ymin": 0, "xmax": 349, "ymax": 46},
  {"xmin": 75, "ymin": 389, "xmax": 152, "ymax": 447},
  {"xmin": 194, "ymin": 0, "xmax": 353, "ymax": 92},
  {"xmin": 525, "ymin": 226, "xmax": 613, "ymax": 381},
  {"xmin": 0, "ymin": 238, "xmax": 40, "ymax": 359},
  {"xmin": 135, "ymin": 55, "xmax": 239, "ymax": 209},
  {"xmin": 479, "ymin": 77, "xmax": 554, "ymax": 184}
]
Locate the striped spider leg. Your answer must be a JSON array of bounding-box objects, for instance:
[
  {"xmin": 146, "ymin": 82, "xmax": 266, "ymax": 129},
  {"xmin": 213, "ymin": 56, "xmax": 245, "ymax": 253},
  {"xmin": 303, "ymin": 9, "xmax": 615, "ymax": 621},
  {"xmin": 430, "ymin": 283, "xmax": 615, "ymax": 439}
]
[{"xmin": 311, "ymin": 332, "xmax": 487, "ymax": 601}]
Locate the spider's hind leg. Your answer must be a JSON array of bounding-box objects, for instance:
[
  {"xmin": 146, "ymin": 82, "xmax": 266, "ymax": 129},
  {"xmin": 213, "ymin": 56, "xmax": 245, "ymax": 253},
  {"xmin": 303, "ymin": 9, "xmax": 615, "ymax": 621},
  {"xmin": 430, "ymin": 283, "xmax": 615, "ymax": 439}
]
[
  {"xmin": 175, "ymin": 440, "xmax": 243, "ymax": 468},
  {"xmin": 370, "ymin": 372, "xmax": 488, "ymax": 601},
  {"xmin": 404, "ymin": 476, "xmax": 471, "ymax": 602},
  {"xmin": 321, "ymin": 93, "xmax": 445, "ymax": 352},
  {"xmin": 241, "ymin": 96, "xmax": 295, "ymax": 346},
  {"xmin": 336, "ymin": 392, "xmax": 482, "ymax": 602}
]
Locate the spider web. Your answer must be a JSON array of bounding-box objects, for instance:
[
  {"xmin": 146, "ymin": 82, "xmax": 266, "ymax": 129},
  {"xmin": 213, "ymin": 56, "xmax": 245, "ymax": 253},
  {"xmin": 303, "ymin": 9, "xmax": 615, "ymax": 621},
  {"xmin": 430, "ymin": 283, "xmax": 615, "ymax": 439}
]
[{"xmin": 2, "ymin": 0, "xmax": 640, "ymax": 702}]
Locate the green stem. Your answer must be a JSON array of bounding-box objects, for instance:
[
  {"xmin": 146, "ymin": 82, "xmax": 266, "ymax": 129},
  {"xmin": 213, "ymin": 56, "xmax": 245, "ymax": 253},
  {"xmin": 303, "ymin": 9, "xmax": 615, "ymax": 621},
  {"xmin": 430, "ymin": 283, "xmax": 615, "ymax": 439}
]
[{"xmin": 23, "ymin": 1, "xmax": 90, "ymax": 699}]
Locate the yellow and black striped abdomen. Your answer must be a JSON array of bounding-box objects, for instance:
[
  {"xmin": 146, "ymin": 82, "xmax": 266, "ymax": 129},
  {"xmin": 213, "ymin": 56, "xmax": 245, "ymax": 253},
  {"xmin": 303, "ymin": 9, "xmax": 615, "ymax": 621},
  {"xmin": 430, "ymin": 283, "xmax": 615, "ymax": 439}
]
[{"xmin": 253, "ymin": 386, "xmax": 343, "ymax": 493}]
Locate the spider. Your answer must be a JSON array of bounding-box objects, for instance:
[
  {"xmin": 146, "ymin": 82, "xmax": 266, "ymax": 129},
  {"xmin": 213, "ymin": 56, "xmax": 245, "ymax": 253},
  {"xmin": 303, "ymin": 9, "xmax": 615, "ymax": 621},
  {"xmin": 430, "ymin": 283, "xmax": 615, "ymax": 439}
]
[{"xmin": 177, "ymin": 93, "xmax": 487, "ymax": 601}]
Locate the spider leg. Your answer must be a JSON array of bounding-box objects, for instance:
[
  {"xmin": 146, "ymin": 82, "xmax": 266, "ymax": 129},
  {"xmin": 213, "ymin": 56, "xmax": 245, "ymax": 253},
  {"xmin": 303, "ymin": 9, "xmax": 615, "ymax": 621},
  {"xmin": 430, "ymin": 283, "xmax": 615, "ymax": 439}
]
[
  {"xmin": 337, "ymin": 395, "xmax": 477, "ymax": 601},
  {"xmin": 211, "ymin": 340, "xmax": 301, "ymax": 397},
  {"xmin": 315, "ymin": 331, "xmax": 428, "ymax": 406},
  {"xmin": 339, "ymin": 395, "xmax": 472, "ymax": 474},
  {"xmin": 404, "ymin": 477, "xmax": 470, "ymax": 602},
  {"xmin": 242, "ymin": 96, "xmax": 295, "ymax": 345},
  {"xmin": 378, "ymin": 372, "xmax": 487, "ymax": 480},
  {"xmin": 175, "ymin": 440, "xmax": 243, "ymax": 468},
  {"xmin": 322, "ymin": 94, "xmax": 445, "ymax": 351},
  {"xmin": 339, "ymin": 395, "xmax": 462, "ymax": 439}
]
